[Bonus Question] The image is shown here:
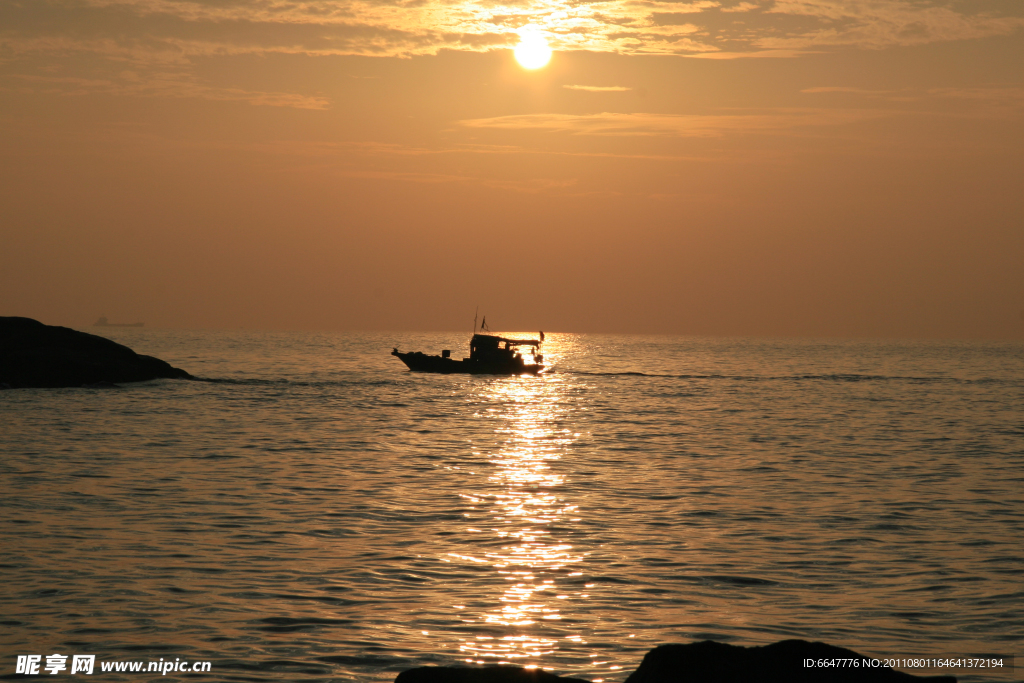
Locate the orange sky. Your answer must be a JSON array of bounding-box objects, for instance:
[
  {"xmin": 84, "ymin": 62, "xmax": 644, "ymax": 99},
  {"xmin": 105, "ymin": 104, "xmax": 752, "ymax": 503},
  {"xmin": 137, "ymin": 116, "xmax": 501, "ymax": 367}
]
[{"xmin": 1, "ymin": 0, "xmax": 1022, "ymax": 337}]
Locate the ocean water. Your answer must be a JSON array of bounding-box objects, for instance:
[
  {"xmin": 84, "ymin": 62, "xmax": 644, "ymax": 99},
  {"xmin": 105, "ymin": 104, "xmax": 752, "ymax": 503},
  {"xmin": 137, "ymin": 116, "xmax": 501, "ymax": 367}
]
[{"xmin": 1, "ymin": 330, "xmax": 1021, "ymax": 682}]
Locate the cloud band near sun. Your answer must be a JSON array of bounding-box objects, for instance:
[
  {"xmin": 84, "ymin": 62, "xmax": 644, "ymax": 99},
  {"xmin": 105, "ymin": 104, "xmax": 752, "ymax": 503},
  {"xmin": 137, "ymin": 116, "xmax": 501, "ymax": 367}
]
[
  {"xmin": 2, "ymin": 0, "xmax": 1022, "ymax": 62},
  {"xmin": 2, "ymin": 0, "xmax": 1021, "ymax": 110}
]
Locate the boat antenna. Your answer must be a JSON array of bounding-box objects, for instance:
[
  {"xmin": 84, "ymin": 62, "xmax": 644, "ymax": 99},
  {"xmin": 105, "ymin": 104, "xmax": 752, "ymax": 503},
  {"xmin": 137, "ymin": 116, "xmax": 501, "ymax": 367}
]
[{"xmin": 473, "ymin": 307, "xmax": 478, "ymax": 334}]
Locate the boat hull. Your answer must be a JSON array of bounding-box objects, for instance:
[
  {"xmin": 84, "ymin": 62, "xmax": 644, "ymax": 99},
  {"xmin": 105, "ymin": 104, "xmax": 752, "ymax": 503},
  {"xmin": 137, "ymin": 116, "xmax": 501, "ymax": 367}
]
[{"xmin": 392, "ymin": 350, "xmax": 542, "ymax": 375}]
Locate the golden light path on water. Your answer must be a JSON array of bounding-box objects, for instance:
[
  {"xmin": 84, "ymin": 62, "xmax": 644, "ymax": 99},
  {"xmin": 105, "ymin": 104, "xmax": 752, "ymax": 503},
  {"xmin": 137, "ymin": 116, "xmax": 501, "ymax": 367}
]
[{"xmin": 439, "ymin": 342, "xmax": 624, "ymax": 677}]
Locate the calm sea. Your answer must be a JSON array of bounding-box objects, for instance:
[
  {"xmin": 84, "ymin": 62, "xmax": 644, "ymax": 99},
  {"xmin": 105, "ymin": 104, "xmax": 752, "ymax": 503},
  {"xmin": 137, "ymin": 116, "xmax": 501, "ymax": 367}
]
[{"xmin": 2, "ymin": 330, "xmax": 1021, "ymax": 682}]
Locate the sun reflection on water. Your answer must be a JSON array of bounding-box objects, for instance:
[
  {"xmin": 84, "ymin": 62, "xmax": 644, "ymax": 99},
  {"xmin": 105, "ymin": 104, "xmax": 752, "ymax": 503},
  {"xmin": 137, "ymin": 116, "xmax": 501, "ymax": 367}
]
[{"xmin": 448, "ymin": 361, "xmax": 589, "ymax": 666}]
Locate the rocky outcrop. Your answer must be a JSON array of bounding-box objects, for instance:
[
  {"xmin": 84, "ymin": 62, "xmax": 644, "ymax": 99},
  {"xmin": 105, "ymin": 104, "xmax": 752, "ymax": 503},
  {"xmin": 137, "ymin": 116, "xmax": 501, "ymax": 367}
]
[
  {"xmin": 394, "ymin": 641, "xmax": 957, "ymax": 683},
  {"xmin": 624, "ymin": 641, "xmax": 956, "ymax": 683},
  {"xmin": 395, "ymin": 666, "xmax": 589, "ymax": 683},
  {"xmin": 0, "ymin": 316, "xmax": 192, "ymax": 388}
]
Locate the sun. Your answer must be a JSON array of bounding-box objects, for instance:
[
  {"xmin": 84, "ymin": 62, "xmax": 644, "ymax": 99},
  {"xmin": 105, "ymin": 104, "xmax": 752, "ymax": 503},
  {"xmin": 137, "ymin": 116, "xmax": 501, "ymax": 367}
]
[{"xmin": 514, "ymin": 34, "xmax": 552, "ymax": 70}]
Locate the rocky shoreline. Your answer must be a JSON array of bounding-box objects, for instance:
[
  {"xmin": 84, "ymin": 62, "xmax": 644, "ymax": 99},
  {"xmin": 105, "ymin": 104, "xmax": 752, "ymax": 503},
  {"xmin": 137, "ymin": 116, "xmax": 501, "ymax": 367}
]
[
  {"xmin": 395, "ymin": 640, "xmax": 958, "ymax": 682},
  {"xmin": 0, "ymin": 317, "xmax": 191, "ymax": 389}
]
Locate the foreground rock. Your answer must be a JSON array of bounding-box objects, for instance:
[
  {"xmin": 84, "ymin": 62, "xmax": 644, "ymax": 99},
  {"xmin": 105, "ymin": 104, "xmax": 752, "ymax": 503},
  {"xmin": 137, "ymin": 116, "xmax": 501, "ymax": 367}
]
[
  {"xmin": 395, "ymin": 667, "xmax": 589, "ymax": 683},
  {"xmin": 0, "ymin": 317, "xmax": 192, "ymax": 388},
  {"xmin": 624, "ymin": 641, "xmax": 956, "ymax": 683},
  {"xmin": 394, "ymin": 641, "xmax": 957, "ymax": 683}
]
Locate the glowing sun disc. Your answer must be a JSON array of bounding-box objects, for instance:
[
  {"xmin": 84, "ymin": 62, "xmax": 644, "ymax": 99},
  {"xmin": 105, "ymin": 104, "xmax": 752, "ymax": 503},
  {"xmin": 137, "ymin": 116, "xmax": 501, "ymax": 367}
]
[{"xmin": 514, "ymin": 38, "xmax": 552, "ymax": 70}]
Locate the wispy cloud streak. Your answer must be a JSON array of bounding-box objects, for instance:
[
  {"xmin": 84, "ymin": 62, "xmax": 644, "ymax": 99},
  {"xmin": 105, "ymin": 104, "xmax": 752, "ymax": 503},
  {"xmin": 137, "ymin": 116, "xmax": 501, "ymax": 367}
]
[
  {"xmin": 2, "ymin": 72, "xmax": 330, "ymax": 108},
  {"xmin": 460, "ymin": 108, "xmax": 887, "ymax": 137},
  {"xmin": 564, "ymin": 84, "xmax": 632, "ymax": 92}
]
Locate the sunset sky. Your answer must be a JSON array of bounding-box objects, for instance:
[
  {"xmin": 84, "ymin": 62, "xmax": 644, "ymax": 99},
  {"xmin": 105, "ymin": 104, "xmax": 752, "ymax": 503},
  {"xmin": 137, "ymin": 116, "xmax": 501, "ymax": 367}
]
[{"xmin": 2, "ymin": 0, "xmax": 1022, "ymax": 337}]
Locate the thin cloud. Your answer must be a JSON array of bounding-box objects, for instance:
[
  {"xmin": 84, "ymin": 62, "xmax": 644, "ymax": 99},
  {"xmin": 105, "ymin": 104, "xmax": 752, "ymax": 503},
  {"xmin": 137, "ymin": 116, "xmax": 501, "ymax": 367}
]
[
  {"xmin": 2, "ymin": 73, "xmax": 330, "ymax": 109},
  {"xmin": 344, "ymin": 169, "xmax": 474, "ymax": 185},
  {"xmin": 342, "ymin": 168, "xmax": 578, "ymax": 194},
  {"xmin": 720, "ymin": 2, "xmax": 761, "ymax": 12},
  {"xmin": 460, "ymin": 109, "xmax": 887, "ymax": 137},
  {"xmin": 760, "ymin": 0, "xmax": 1024, "ymax": 50},
  {"xmin": 685, "ymin": 49, "xmax": 811, "ymax": 59},
  {"xmin": 564, "ymin": 85, "xmax": 632, "ymax": 92},
  {"xmin": 802, "ymin": 87, "xmax": 892, "ymax": 95},
  {"xmin": 480, "ymin": 177, "xmax": 579, "ymax": 193},
  {"xmin": 927, "ymin": 86, "xmax": 1024, "ymax": 103},
  {"xmin": 626, "ymin": 1, "xmax": 721, "ymax": 12},
  {"xmin": 801, "ymin": 85, "xmax": 1024, "ymax": 109}
]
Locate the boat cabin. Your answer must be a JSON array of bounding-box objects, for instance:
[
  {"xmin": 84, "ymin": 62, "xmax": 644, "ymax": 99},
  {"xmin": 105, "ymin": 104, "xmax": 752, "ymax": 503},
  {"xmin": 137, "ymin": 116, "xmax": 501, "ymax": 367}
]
[{"xmin": 469, "ymin": 334, "xmax": 542, "ymax": 365}]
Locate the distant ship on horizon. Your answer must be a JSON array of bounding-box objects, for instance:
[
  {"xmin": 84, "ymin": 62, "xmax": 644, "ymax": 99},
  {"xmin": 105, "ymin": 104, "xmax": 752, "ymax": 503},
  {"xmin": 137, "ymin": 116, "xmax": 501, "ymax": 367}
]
[{"xmin": 94, "ymin": 316, "xmax": 144, "ymax": 328}]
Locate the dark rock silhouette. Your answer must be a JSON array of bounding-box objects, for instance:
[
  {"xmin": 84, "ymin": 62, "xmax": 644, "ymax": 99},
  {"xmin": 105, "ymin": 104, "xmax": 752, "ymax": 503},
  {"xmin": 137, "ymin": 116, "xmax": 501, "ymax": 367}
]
[
  {"xmin": 394, "ymin": 641, "xmax": 958, "ymax": 683},
  {"xmin": 624, "ymin": 641, "xmax": 956, "ymax": 683},
  {"xmin": 0, "ymin": 317, "xmax": 191, "ymax": 388},
  {"xmin": 395, "ymin": 666, "xmax": 589, "ymax": 683}
]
